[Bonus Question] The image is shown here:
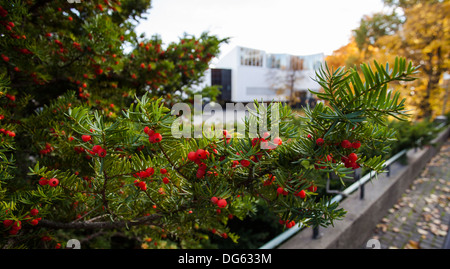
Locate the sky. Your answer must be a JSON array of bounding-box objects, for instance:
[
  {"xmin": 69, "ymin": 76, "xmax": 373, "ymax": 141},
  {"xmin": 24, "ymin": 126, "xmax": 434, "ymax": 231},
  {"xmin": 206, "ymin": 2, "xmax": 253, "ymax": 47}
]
[{"xmin": 135, "ymin": 0, "xmax": 387, "ymax": 63}]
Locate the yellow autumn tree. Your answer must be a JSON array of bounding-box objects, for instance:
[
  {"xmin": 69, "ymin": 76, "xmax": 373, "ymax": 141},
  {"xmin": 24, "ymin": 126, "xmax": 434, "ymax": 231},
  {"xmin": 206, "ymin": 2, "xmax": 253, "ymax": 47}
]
[
  {"xmin": 325, "ymin": 38, "xmax": 363, "ymax": 70},
  {"xmin": 327, "ymin": 0, "xmax": 449, "ymax": 120}
]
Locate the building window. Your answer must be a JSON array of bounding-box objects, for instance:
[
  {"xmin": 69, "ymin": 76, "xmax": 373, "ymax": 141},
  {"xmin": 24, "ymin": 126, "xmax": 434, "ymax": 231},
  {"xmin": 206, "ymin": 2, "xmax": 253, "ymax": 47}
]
[
  {"xmin": 240, "ymin": 47, "xmax": 263, "ymax": 67},
  {"xmin": 266, "ymin": 54, "xmax": 289, "ymax": 69}
]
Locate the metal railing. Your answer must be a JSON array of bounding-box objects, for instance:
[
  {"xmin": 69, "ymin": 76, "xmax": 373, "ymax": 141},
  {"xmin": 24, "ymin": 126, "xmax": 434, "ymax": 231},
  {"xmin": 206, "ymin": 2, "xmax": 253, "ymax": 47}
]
[{"xmin": 259, "ymin": 122, "xmax": 447, "ymax": 249}]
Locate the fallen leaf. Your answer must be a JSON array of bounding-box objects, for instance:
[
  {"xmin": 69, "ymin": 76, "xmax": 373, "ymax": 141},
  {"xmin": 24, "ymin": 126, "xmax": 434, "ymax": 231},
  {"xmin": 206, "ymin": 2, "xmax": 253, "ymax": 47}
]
[
  {"xmin": 417, "ymin": 228, "xmax": 428, "ymax": 235},
  {"xmin": 404, "ymin": 240, "xmax": 420, "ymax": 249},
  {"xmin": 422, "ymin": 213, "xmax": 432, "ymax": 221}
]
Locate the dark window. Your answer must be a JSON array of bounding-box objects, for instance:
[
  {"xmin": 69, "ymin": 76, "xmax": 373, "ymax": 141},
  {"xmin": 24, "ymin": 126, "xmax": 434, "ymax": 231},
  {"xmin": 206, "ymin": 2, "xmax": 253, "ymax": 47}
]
[{"xmin": 211, "ymin": 69, "xmax": 232, "ymax": 102}]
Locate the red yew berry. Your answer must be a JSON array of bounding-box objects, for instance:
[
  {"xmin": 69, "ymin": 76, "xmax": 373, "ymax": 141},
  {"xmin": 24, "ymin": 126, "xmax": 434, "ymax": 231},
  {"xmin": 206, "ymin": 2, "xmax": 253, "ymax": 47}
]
[
  {"xmin": 221, "ymin": 233, "xmax": 228, "ymax": 239},
  {"xmin": 81, "ymin": 135, "xmax": 91, "ymax": 142},
  {"xmin": 41, "ymin": 236, "xmax": 52, "ymax": 242},
  {"xmin": 217, "ymin": 199, "xmax": 227, "ymax": 208},
  {"xmin": 30, "ymin": 219, "xmax": 39, "ymax": 226},
  {"xmin": 341, "ymin": 140, "xmax": 352, "ymax": 149},
  {"xmin": 196, "ymin": 149, "xmax": 207, "ymax": 160},
  {"xmin": 30, "ymin": 208, "xmax": 39, "ymax": 216},
  {"xmin": 68, "ymin": 16, "xmax": 73, "ymax": 21},
  {"xmin": 48, "ymin": 178, "xmax": 59, "ymax": 187},
  {"xmin": 273, "ymin": 137, "xmax": 282, "ymax": 145},
  {"xmin": 138, "ymin": 181, "xmax": 147, "ymax": 191},
  {"xmin": 97, "ymin": 148, "xmax": 107, "ymax": 158},
  {"xmin": 316, "ymin": 138, "xmax": 324, "ymax": 146},
  {"xmin": 286, "ymin": 220, "xmax": 295, "ymax": 229},
  {"xmin": 348, "ymin": 153, "xmax": 358, "ymax": 162},
  {"xmin": 277, "ymin": 187, "xmax": 285, "ymax": 195},
  {"xmin": 240, "ymin": 159, "xmax": 250, "ymax": 167},
  {"xmin": 144, "ymin": 126, "xmax": 151, "ymax": 134},
  {"xmin": 162, "ymin": 177, "xmax": 169, "ymax": 184},
  {"xmin": 150, "ymin": 133, "xmax": 162, "ymax": 143},
  {"xmin": 39, "ymin": 177, "xmax": 49, "ymax": 186},
  {"xmin": 295, "ymin": 190, "xmax": 306, "ymax": 199},
  {"xmin": 0, "ymin": 6, "xmax": 8, "ymax": 17},
  {"xmin": 146, "ymin": 167, "xmax": 155, "ymax": 176},
  {"xmin": 3, "ymin": 219, "xmax": 13, "ymax": 228},
  {"xmin": 352, "ymin": 141, "xmax": 361, "ymax": 149},
  {"xmin": 1, "ymin": 54, "xmax": 8, "ymax": 62},
  {"xmin": 92, "ymin": 145, "xmax": 102, "ymax": 153},
  {"xmin": 196, "ymin": 168, "xmax": 205, "ymax": 179},
  {"xmin": 308, "ymin": 185, "xmax": 317, "ymax": 192},
  {"xmin": 11, "ymin": 221, "xmax": 21, "ymax": 231},
  {"xmin": 211, "ymin": 196, "xmax": 218, "ymax": 204},
  {"xmin": 160, "ymin": 168, "xmax": 167, "ymax": 174}
]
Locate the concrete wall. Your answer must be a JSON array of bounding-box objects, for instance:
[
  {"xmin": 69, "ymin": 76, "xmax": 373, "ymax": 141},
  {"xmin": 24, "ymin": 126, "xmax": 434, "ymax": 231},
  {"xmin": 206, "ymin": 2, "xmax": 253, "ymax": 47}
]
[{"xmin": 278, "ymin": 126, "xmax": 450, "ymax": 249}]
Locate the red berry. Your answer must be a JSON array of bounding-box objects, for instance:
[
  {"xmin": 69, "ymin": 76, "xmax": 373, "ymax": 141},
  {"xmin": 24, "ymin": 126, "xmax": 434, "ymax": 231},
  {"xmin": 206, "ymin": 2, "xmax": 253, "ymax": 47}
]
[
  {"xmin": 48, "ymin": 178, "xmax": 59, "ymax": 187},
  {"xmin": 286, "ymin": 220, "xmax": 295, "ymax": 229},
  {"xmin": 138, "ymin": 181, "xmax": 147, "ymax": 191},
  {"xmin": 146, "ymin": 167, "xmax": 155, "ymax": 176},
  {"xmin": 81, "ymin": 135, "xmax": 91, "ymax": 142},
  {"xmin": 352, "ymin": 141, "xmax": 361, "ymax": 149},
  {"xmin": 97, "ymin": 148, "xmax": 107, "ymax": 158},
  {"xmin": 316, "ymin": 138, "xmax": 324, "ymax": 146},
  {"xmin": 162, "ymin": 177, "xmax": 169, "ymax": 184},
  {"xmin": 196, "ymin": 149, "xmax": 207, "ymax": 159},
  {"xmin": 240, "ymin": 159, "xmax": 250, "ymax": 167},
  {"xmin": 296, "ymin": 190, "xmax": 306, "ymax": 199},
  {"xmin": 151, "ymin": 133, "xmax": 162, "ymax": 143},
  {"xmin": 196, "ymin": 168, "xmax": 205, "ymax": 179},
  {"xmin": 273, "ymin": 137, "xmax": 282, "ymax": 145},
  {"xmin": 188, "ymin": 151, "xmax": 197, "ymax": 161},
  {"xmin": 160, "ymin": 168, "xmax": 167, "ymax": 174},
  {"xmin": 211, "ymin": 196, "xmax": 218, "ymax": 204},
  {"xmin": 308, "ymin": 185, "xmax": 317, "ymax": 192},
  {"xmin": 341, "ymin": 140, "xmax": 352, "ymax": 149},
  {"xmin": 68, "ymin": 16, "xmax": 73, "ymax": 21},
  {"xmin": 1, "ymin": 54, "xmax": 9, "ymax": 62},
  {"xmin": 217, "ymin": 199, "xmax": 227, "ymax": 208},
  {"xmin": 39, "ymin": 178, "xmax": 49, "ymax": 186},
  {"xmin": 11, "ymin": 221, "xmax": 21, "ymax": 230},
  {"xmin": 3, "ymin": 219, "xmax": 13, "ymax": 228},
  {"xmin": 30, "ymin": 208, "xmax": 39, "ymax": 216},
  {"xmin": 30, "ymin": 219, "xmax": 39, "ymax": 226},
  {"xmin": 348, "ymin": 153, "xmax": 358, "ymax": 162},
  {"xmin": 277, "ymin": 187, "xmax": 285, "ymax": 195},
  {"xmin": 221, "ymin": 233, "xmax": 228, "ymax": 239},
  {"xmin": 144, "ymin": 126, "xmax": 151, "ymax": 134},
  {"xmin": 92, "ymin": 145, "xmax": 102, "ymax": 153}
]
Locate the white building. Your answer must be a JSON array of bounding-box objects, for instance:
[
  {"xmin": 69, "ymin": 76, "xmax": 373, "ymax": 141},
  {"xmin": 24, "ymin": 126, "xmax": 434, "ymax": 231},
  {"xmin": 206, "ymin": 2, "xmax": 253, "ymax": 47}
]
[{"xmin": 201, "ymin": 46, "xmax": 324, "ymax": 105}]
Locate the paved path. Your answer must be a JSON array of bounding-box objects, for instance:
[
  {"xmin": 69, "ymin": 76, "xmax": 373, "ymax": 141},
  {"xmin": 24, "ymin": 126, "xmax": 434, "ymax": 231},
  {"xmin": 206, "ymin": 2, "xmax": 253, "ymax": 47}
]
[{"xmin": 366, "ymin": 139, "xmax": 450, "ymax": 249}]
